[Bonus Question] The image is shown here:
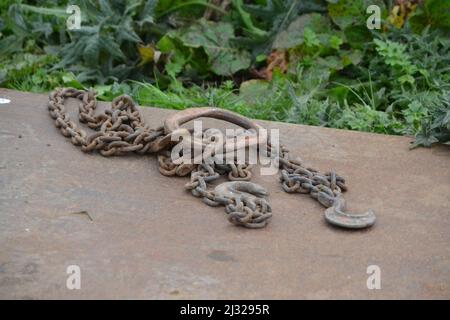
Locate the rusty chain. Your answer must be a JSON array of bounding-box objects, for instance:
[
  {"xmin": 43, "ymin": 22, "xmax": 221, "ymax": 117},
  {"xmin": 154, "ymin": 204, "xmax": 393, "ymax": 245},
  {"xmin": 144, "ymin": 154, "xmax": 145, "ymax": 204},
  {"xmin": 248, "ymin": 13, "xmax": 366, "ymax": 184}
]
[
  {"xmin": 268, "ymin": 145, "xmax": 375, "ymax": 228},
  {"xmin": 48, "ymin": 87, "xmax": 168, "ymax": 156},
  {"xmin": 184, "ymin": 160, "xmax": 272, "ymax": 228},
  {"xmin": 48, "ymin": 87, "xmax": 375, "ymax": 229}
]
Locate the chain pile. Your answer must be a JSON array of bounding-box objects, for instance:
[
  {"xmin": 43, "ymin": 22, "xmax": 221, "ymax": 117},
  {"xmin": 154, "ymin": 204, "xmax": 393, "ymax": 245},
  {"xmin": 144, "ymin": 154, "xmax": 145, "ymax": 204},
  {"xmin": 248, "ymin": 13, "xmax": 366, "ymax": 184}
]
[
  {"xmin": 184, "ymin": 161, "xmax": 272, "ymax": 228},
  {"xmin": 48, "ymin": 88, "xmax": 376, "ymax": 229},
  {"xmin": 49, "ymin": 88, "xmax": 167, "ymax": 155}
]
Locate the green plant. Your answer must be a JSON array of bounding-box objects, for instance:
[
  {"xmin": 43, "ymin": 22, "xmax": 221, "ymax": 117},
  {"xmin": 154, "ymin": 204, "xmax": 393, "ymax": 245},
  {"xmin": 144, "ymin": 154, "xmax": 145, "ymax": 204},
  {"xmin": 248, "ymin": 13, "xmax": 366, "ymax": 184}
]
[
  {"xmin": 0, "ymin": 1, "xmax": 67, "ymax": 57},
  {"xmin": 157, "ymin": 18, "xmax": 251, "ymax": 78},
  {"xmin": 413, "ymin": 92, "xmax": 450, "ymax": 147},
  {"xmin": 56, "ymin": 0, "xmax": 146, "ymax": 83},
  {"xmin": 402, "ymin": 101, "xmax": 429, "ymax": 135},
  {"xmin": 1, "ymin": 0, "xmax": 449, "ymax": 148},
  {"xmin": 373, "ymin": 38, "xmax": 419, "ymax": 85}
]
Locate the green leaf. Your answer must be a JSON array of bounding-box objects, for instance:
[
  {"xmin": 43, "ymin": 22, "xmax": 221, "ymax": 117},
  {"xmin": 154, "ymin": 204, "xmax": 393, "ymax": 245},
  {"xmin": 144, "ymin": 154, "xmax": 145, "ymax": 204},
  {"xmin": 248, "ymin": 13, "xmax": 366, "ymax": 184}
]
[
  {"xmin": 317, "ymin": 55, "xmax": 344, "ymax": 71},
  {"xmin": 304, "ymin": 28, "xmax": 321, "ymax": 47},
  {"xmin": 170, "ymin": 19, "xmax": 251, "ymax": 76},
  {"xmin": 329, "ymin": 35, "xmax": 343, "ymax": 50},
  {"xmin": 340, "ymin": 50, "xmax": 362, "ymax": 66},
  {"xmin": 232, "ymin": 0, "xmax": 268, "ymax": 38},
  {"xmin": 398, "ymin": 74, "xmax": 415, "ymax": 85},
  {"xmin": 409, "ymin": 0, "xmax": 450, "ymax": 33},
  {"xmin": 328, "ymin": 0, "xmax": 386, "ymax": 30},
  {"xmin": 255, "ymin": 54, "xmax": 267, "ymax": 62},
  {"xmin": 0, "ymin": 35, "xmax": 24, "ymax": 56},
  {"xmin": 83, "ymin": 34, "xmax": 100, "ymax": 65},
  {"xmin": 344, "ymin": 25, "xmax": 372, "ymax": 49},
  {"xmin": 138, "ymin": 0, "xmax": 158, "ymax": 26},
  {"xmin": 412, "ymin": 130, "xmax": 439, "ymax": 148},
  {"xmin": 273, "ymin": 13, "xmax": 330, "ymax": 49},
  {"xmin": 62, "ymin": 72, "xmax": 84, "ymax": 89},
  {"xmin": 99, "ymin": 36, "xmax": 125, "ymax": 60},
  {"xmin": 426, "ymin": 0, "xmax": 450, "ymax": 28},
  {"xmin": 239, "ymin": 79, "xmax": 269, "ymax": 104},
  {"xmin": 166, "ymin": 54, "xmax": 187, "ymax": 79},
  {"xmin": 99, "ymin": 0, "xmax": 114, "ymax": 16},
  {"xmin": 117, "ymin": 23, "xmax": 141, "ymax": 43},
  {"xmin": 157, "ymin": 35, "xmax": 176, "ymax": 53},
  {"xmin": 19, "ymin": 4, "xmax": 67, "ymax": 17},
  {"xmin": 93, "ymin": 84, "xmax": 112, "ymax": 96}
]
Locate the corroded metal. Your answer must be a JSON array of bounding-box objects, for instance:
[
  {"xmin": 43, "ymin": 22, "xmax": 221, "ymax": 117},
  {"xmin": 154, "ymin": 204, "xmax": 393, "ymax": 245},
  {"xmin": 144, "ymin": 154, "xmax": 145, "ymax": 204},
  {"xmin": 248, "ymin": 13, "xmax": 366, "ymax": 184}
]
[
  {"xmin": 164, "ymin": 107, "xmax": 264, "ymax": 163},
  {"xmin": 214, "ymin": 181, "xmax": 272, "ymax": 229},
  {"xmin": 47, "ymin": 87, "xmax": 376, "ymax": 230},
  {"xmin": 324, "ymin": 194, "xmax": 376, "ymax": 229},
  {"xmin": 164, "ymin": 107, "xmax": 264, "ymax": 133}
]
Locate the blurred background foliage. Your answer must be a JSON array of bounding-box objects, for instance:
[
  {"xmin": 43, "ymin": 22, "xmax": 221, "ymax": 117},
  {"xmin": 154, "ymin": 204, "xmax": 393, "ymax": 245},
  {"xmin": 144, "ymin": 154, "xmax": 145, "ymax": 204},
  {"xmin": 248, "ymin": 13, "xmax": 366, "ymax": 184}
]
[{"xmin": 0, "ymin": 0, "xmax": 449, "ymax": 147}]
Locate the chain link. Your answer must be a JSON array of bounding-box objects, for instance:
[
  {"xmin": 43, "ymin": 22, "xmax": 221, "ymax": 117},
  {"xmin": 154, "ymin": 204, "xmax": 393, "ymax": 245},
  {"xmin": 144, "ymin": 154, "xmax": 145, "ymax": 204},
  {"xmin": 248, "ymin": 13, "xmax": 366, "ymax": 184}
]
[{"xmin": 48, "ymin": 87, "xmax": 169, "ymax": 156}]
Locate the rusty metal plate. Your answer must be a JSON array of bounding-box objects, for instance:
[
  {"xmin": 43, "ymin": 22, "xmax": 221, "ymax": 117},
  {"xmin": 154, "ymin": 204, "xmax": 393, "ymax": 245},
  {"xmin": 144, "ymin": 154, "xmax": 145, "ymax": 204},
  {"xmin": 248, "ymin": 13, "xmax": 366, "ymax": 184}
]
[{"xmin": 0, "ymin": 88, "xmax": 449, "ymax": 299}]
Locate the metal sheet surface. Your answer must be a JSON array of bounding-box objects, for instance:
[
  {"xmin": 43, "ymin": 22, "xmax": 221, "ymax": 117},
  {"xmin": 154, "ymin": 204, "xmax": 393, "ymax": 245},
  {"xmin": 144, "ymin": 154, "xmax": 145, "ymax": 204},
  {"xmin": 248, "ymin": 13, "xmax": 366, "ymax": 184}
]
[{"xmin": 0, "ymin": 88, "xmax": 449, "ymax": 299}]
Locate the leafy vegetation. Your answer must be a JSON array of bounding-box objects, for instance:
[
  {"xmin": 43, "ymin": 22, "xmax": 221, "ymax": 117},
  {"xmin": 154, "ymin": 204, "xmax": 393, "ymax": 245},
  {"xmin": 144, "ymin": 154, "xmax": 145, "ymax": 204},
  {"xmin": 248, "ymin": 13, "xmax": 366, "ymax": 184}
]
[{"xmin": 0, "ymin": 0, "xmax": 449, "ymax": 147}]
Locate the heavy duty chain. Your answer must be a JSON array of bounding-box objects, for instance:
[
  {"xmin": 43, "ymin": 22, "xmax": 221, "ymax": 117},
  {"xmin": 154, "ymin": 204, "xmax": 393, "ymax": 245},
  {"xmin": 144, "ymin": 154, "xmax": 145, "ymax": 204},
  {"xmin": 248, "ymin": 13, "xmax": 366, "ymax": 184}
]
[{"xmin": 48, "ymin": 87, "xmax": 376, "ymax": 229}]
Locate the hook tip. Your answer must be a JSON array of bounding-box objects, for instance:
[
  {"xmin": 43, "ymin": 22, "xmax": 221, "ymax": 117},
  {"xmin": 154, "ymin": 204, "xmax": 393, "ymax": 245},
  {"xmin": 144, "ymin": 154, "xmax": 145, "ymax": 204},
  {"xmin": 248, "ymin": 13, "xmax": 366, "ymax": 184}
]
[{"xmin": 324, "ymin": 207, "xmax": 376, "ymax": 229}]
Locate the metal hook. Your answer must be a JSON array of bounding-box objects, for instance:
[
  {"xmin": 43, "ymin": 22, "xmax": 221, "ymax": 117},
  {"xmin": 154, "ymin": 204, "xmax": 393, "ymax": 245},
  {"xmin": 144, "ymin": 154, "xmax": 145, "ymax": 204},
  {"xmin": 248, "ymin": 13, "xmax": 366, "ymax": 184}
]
[
  {"xmin": 214, "ymin": 181, "xmax": 269, "ymax": 201},
  {"xmin": 323, "ymin": 194, "xmax": 376, "ymax": 229}
]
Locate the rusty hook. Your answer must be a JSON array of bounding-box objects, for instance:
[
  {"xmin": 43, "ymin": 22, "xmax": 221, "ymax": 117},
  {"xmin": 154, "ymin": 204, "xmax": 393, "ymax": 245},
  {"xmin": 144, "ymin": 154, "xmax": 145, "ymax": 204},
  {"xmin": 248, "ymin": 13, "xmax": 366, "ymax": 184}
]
[{"xmin": 323, "ymin": 194, "xmax": 376, "ymax": 229}]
